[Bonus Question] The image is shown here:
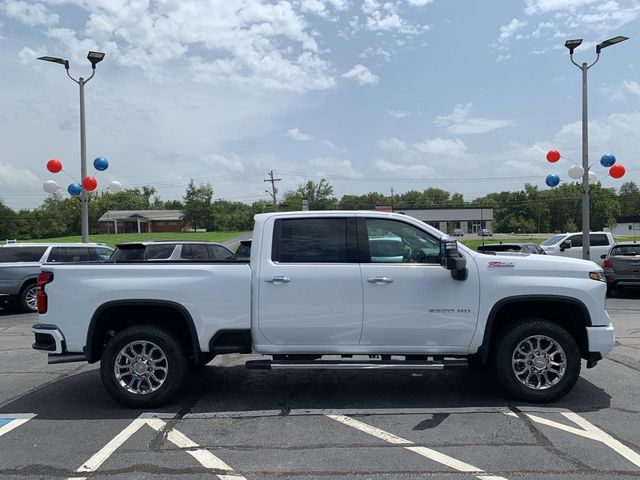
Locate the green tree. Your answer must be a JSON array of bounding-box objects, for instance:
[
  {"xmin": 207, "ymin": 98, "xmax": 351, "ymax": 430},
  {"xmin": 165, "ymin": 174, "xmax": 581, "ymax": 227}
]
[
  {"xmin": 618, "ymin": 181, "xmax": 640, "ymax": 217},
  {"xmin": 183, "ymin": 180, "xmax": 213, "ymax": 230},
  {"xmin": 282, "ymin": 178, "xmax": 337, "ymax": 210}
]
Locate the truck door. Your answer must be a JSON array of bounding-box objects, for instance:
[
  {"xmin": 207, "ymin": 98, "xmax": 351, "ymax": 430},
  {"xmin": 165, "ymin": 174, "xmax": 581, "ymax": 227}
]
[
  {"xmin": 256, "ymin": 216, "xmax": 363, "ymax": 346},
  {"xmin": 358, "ymin": 217, "xmax": 479, "ymax": 349}
]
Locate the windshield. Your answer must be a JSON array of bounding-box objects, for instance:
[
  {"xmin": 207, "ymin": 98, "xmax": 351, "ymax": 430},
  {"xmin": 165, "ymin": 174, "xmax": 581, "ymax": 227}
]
[
  {"xmin": 610, "ymin": 245, "xmax": 640, "ymax": 256},
  {"xmin": 541, "ymin": 235, "xmax": 566, "ymax": 246}
]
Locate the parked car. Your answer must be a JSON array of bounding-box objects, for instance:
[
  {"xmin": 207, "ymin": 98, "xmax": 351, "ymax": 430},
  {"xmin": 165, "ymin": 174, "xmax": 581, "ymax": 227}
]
[
  {"xmin": 601, "ymin": 243, "xmax": 640, "ymax": 295},
  {"xmin": 539, "ymin": 232, "xmax": 614, "ymax": 266},
  {"xmin": 477, "ymin": 243, "xmax": 546, "ymax": 255},
  {"xmin": 452, "ymin": 228, "xmax": 464, "ymax": 237},
  {"xmin": 479, "ymin": 229, "xmax": 493, "ymax": 237},
  {"xmin": 0, "ymin": 243, "xmax": 113, "ymax": 312},
  {"xmin": 110, "ymin": 241, "xmax": 233, "ymax": 262}
]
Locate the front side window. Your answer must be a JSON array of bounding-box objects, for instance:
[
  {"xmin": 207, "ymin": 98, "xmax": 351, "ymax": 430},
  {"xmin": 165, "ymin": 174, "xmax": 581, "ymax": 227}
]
[
  {"xmin": 208, "ymin": 245, "xmax": 232, "ymax": 260},
  {"xmin": 180, "ymin": 244, "xmax": 209, "ymax": 260},
  {"xmin": 96, "ymin": 247, "xmax": 114, "ymax": 261},
  {"xmin": 364, "ymin": 218, "xmax": 440, "ymax": 264},
  {"xmin": 541, "ymin": 235, "xmax": 565, "ymax": 246},
  {"xmin": 273, "ymin": 218, "xmax": 351, "ymax": 263},
  {"xmin": 567, "ymin": 235, "xmax": 582, "ymax": 247}
]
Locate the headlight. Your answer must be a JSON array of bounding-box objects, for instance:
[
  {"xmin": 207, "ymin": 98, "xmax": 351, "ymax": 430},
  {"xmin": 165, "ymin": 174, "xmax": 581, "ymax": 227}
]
[{"xmin": 589, "ymin": 271, "xmax": 606, "ymax": 282}]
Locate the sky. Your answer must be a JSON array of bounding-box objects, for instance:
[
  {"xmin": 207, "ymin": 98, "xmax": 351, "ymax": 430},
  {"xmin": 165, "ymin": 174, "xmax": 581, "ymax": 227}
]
[{"xmin": 0, "ymin": 0, "xmax": 639, "ymax": 210}]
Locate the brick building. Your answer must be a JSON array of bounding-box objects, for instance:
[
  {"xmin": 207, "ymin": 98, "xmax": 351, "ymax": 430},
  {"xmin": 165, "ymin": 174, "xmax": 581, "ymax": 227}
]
[{"xmin": 98, "ymin": 210, "xmax": 187, "ymax": 234}]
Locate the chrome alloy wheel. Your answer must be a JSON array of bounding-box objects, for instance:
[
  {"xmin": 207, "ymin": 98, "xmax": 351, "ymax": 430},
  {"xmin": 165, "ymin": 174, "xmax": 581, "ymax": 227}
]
[
  {"xmin": 114, "ymin": 341, "xmax": 168, "ymax": 395},
  {"xmin": 25, "ymin": 285, "xmax": 38, "ymax": 311},
  {"xmin": 512, "ymin": 335, "xmax": 566, "ymax": 390}
]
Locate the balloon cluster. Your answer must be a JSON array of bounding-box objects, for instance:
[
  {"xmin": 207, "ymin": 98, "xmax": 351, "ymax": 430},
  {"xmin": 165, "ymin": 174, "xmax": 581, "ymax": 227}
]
[
  {"xmin": 43, "ymin": 157, "xmax": 122, "ymax": 196},
  {"xmin": 545, "ymin": 150, "xmax": 625, "ymax": 187}
]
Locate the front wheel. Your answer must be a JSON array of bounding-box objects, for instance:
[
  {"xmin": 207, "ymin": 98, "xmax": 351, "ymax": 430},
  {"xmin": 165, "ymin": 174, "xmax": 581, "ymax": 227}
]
[
  {"xmin": 100, "ymin": 325, "xmax": 188, "ymax": 408},
  {"xmin": 494, "ymin": 319, "xmax": 581, "ymax": 403}
]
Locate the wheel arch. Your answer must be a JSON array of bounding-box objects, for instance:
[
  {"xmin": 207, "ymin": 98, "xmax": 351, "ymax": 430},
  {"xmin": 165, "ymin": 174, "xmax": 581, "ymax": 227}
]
[
  {"xmin": 86, "ymin": 300, "xmax": 201, "ymax": 364},
  {"xmin": 477, "ymin": 295, "xmax": 591, "ymax": 364}
]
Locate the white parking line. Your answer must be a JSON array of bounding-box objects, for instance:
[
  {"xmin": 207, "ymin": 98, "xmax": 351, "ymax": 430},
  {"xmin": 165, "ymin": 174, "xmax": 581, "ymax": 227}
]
[
  {"xmin": 327, "ymin": 414, "xmax": 509, "ymax": 480},
  {"xmin": 68, "ymin": 414, "xmax": 246, "ymax": 480},
  {"xmin": 503, "ymin": 410, "xmax": 640, "ymax": 468},
  {"xmin": 0, "ymin": 413, "xmax": 36, "ymax": 438}
]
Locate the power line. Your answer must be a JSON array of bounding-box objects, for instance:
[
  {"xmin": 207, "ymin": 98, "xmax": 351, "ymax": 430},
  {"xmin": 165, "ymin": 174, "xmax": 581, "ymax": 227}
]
[{"xmin": 264, "ymin": 170, "xmax": 281, "ymax": 209}]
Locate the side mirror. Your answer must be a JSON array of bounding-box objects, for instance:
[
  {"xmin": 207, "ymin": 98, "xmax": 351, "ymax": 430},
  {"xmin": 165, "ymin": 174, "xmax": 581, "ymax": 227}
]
[
  {"xmin": 559, "ymin": 240, "xmax": 571, "ymax": 251},
  {"xmin": 600, "ymin": 253, "xmax": 607, "ymax": 259},
  {"xmin": 440, "ymin": 237, "xmax": 467, "ymax": 281}
]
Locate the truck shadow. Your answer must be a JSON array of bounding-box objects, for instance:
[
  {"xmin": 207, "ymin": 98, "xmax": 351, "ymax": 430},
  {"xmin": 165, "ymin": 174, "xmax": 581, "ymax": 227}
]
[{"xmin": 0, "ymin": 364, "xmax": 611, "ymax": 421}]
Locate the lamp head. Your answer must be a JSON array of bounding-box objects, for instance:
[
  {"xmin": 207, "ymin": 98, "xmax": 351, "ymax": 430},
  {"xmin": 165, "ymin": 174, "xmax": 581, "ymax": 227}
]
[
  {"xmin": 87, "ymin": 51, "xmax": 105, "ymax": 68},
  {"xmin": 564, "ymin": 39, "xmax": 583, "ymax": 55},
  {"xmin": 596, "ymin": 36, "xmax": 629, "ymax": 54},
  {"xmin": 38, "ymin": 55, "xmax": 70, "ymax": 69}
]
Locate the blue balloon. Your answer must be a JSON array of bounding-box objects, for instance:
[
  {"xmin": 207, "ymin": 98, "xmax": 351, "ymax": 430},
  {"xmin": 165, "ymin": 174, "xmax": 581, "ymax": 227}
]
[
  {"xmin": 68, "ymin": 183, "xmax": 82, "ymax": 196},
  {"xmin": 545, "ymin": 174, "xmax": 560, "ymax": 187},
  {"xmin": 600, "ymin": 153, "xmax": 616, "ymax": 167},
  {"xmin": 93, "ymin": 156, "xmax": 109, "ymax": 171}
]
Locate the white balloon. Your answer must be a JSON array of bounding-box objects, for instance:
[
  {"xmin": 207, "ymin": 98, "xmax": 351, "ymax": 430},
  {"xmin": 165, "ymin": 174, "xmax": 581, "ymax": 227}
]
[
  {"xmin": 108, "ymin": 180, "xmax": 123, "ymax": 193},
  {"xmin": 588, "ymin": 171, "xmax": 598, "ymax": 184},
  {"xmin": 567, "ymin": 165, "xmax": 584, "ymax": 180},
  {"xmin": 43, "ymin": 180, "xmax": 58, "ymax": 194}
]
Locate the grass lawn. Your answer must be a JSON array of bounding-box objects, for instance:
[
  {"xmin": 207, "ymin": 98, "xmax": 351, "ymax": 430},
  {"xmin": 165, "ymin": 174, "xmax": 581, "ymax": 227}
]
[{"xmin": 22, "ymin": 231, "xmax": 247, "ymax": 248}]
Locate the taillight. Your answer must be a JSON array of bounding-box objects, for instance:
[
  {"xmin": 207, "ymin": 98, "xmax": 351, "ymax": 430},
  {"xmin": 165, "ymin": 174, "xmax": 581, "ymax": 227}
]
[
  {"xmin": 37, "ymin": 272, "xmax": 54, "ymax": 314},
  {"xmin": 602, "ymin": 259, "xmax": 613, "ymax": 269}
]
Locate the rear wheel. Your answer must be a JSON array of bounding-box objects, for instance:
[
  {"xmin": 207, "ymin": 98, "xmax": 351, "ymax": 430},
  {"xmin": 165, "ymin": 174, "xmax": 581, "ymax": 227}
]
[
  {"xmin": 494, "ymin": 319, "xmax": 581, "ymax": 403},
  {"xmin": 100, "ymin": 325, "xmax": 188, "ymax": 408},
  {"xmin": 19, "ymin": 283, "xmax": 38, "ymax": 312}
]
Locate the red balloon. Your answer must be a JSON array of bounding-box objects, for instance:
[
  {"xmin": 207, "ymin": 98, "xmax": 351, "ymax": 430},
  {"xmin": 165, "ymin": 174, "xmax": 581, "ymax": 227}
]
[
  {"xmin": 47, "ymin": 159, "xmax": 62, "ymax": 173},
  {"xmin": 610, "ymin": 164, "xmax": 625, "ymax": 179},
  {"xmin": 546, "ymin": 150, "xmax": 561, "ymax": 163},
  {"xmin": 82, "ymin": 176, "xmax": 97, "ymax": 191}
]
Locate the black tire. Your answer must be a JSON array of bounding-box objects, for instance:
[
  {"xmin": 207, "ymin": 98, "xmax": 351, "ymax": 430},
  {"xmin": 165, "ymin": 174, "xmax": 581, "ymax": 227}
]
[
  {"xmin": 606, "ymin": 284, "xmax": 615, "ymax": 297},
  {"xmin": 19, "ymin": 282, "xmax": 38, "ymax": 313},
  {"xmin": 100, "ymin": 325, "xmax": 188, "ymax": 408},
  {"xmin": 494, "ymin": 319, "xmax": 581, "ymax": 403}
]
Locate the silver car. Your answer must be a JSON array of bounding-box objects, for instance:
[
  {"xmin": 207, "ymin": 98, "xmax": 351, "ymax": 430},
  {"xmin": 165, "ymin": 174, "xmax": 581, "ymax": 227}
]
[{"xmin": 601, "ymin": 243, "xmax": 640, "ymax": 295}]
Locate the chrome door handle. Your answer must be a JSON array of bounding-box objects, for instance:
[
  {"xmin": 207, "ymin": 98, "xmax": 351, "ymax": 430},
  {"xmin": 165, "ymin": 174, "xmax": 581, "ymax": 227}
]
[
  {"xmin": 265, "ymin": 276, "xmax": 291, "ymax": 284},
  {"xmin": 367, "ymin": 276, "xmax": 393, "ymax": 284}
]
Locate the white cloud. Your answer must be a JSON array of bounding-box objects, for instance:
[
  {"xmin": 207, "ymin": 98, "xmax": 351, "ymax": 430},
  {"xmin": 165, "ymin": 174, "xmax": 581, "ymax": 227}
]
[
  {"xmin": 309, "ymin": 157, "xmax": 362, "ymax": 177},
  {"xmin": 525, "ymin": 0, "xmax": 600, "ymax": 15},
  {"xmin": 499, "ymin": 18, "xmax": 528, "ymax": 42},
  {"xmin": 388, "ymin": 110, "xmax": 410, "ymax": 118},
  {"xmin": 435, "ymin": 104, "xmax": 515, "ymax": 134},
  {"xmin": 287, "ymin": 128, "xmax": 313, "ymax": 141},
  {"xmin": 342, "ymin": 64, "xmax": 380, "ymax": 85},
  {"xmin": 525, "ymin": 0, "xmax": 640, "ymax": 30},
  {"xmin": 625, "ymin": 80, "xmax": 640, "ymax": 97},
  {"xmin": 359, "ymin": 46, "xmax": 392, "ymax": 62},
  {"xmin": 405, "ymin": 0, "xmax": 434, "ymax": 6},
  {"xmin": 202, "ymin": 153, "xmax": 246, "ymax": 173},
  {"xmin": 496, "ymin": 54, "xmax": 511, "ymax": 63},
  {"xmin": 300, "ymin": 0, "xmax": 348, "ymax": 17},
  {"xmin": 373, "ymin": 159, "xmax": 437, "ymax": 178},
  {"xmin": 0, "ymin": 162, "xmax": 41, "ymax": 189},
  {"xmin": 15, "ymin": 0, "xmax": 336, "ymax": 92},
  {"xmin": 378, "ymin": 137, "xmax": 468, "ymax": 158},
  {"xmin": 359, "ymin": 0, "xmax": 430, "ymax": 35},
  {"xmin": 3, "ymin": 0, "xmax": 59, "ymax": 27}
]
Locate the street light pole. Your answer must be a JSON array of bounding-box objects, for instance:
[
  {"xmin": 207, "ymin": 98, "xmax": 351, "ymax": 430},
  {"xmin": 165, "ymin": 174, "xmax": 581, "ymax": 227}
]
[
  {"xmin": 38, "ymin": 51, "xmax": 105, "ymax": 243},
  {"xmin": 565, "ymin": 36, "xmax": 628, "ymax": 260}
]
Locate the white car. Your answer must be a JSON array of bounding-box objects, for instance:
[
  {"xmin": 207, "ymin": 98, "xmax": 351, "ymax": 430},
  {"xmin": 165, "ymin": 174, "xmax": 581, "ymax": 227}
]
[{"xmin": 540, "ymin": 232, "xmax": 614, "ymax": 265}]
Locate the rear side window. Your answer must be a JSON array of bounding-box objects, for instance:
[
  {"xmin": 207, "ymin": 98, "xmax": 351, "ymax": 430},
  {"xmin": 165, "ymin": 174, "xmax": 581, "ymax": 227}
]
[
  {"xmin": 95, "ymin": 247, "xmax": 113, "ymax": 261},
  {"xmin": 590, "ymin": 234, "xmax": 610, "ymax": 246},
  {"xmin": 0, "ymin": 246, "xmax": 47, "ymax": 262},
  {"xmin": 48, "ymin": 247, "xmax": 95, "ymax": 262},
  {"xmin": 272, "ymin": 218, "xmax": 352, "ymax": 263},
  {"xmin": 144, "ymin": 244, "xmax": 175, "ymax": 260},
  {"xmin": 208, "ymin": 245, "xmax": 232, "ymax": 260},
  {"xmin": 111, "ymin": 247, "xmax": 145, "ymax": 262}
]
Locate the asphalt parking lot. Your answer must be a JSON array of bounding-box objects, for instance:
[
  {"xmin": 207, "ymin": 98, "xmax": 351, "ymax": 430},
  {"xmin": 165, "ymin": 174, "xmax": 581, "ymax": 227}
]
[{"xmin": 0, "ymin": 291, "xmax": 639, "ymax": 479}]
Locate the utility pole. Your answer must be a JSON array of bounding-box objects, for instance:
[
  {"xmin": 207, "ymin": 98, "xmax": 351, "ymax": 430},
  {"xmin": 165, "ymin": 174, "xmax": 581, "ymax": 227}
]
[
  {"xmin": 390, "ymin": 188, "xmax": 395, "ymax": 211},
  {"xmin": 264, "ymin": 170, "xmax": 281, "ymax": 209}
]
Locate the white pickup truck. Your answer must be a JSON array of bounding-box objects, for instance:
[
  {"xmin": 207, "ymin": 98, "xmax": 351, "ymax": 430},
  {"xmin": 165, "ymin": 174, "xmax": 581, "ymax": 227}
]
[{"xmin": 33, "ymin": 211, "xmax": 614, "ymax": 407}]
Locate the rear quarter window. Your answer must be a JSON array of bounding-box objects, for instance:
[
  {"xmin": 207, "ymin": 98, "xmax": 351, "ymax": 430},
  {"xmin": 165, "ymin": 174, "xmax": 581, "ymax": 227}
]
[
  {"xmin": 0, "ymin": 246, "xmax": 48, "ymax": 262},
  {"xmin": 272, "ymin": 218, "xmax": 353, "ymax": 263}
]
